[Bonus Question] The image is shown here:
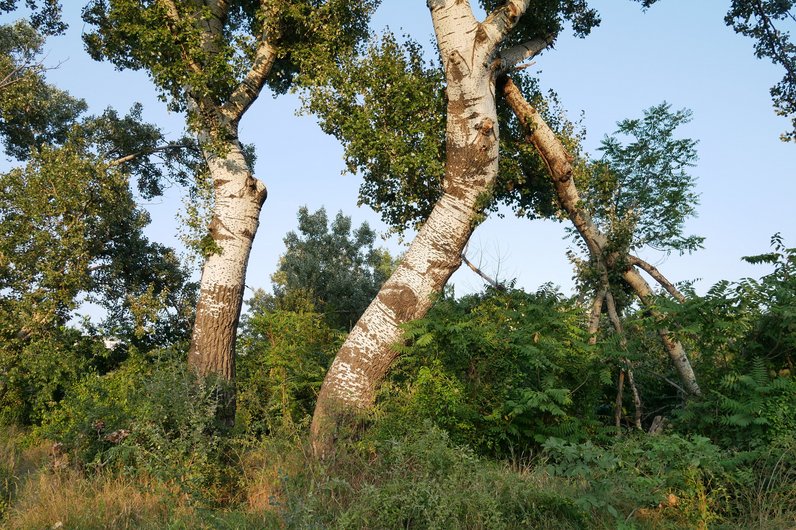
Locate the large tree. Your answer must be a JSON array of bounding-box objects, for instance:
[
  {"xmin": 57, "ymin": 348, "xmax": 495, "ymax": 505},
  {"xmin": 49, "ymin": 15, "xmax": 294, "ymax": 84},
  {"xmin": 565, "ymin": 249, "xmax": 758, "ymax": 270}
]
[
  {"xmin": 310, "ymin": 0, "xmax": 600, "ymax": 454},
  {"xmin": 81, "ymin": 0, "xmax": 376, "ymax": 417}
]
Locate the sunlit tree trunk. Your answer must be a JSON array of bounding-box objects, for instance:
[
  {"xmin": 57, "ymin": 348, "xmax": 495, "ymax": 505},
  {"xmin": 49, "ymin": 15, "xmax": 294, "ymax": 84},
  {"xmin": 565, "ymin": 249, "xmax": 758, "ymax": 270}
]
[
  {"xmin": 188, "ymin": 136, "xmax": 267, "ymax": 393},
  {"xmin": 311, "ymin": 0, "xmax": 538, "ymax": 456}
]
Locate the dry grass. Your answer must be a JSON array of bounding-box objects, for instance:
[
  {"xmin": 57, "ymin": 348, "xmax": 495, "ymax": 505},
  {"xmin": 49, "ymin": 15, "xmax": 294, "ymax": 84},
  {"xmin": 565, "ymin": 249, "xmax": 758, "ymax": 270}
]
[{"xmin": 4, "ymin": 469, "xmax": 201, "ymax": 530}]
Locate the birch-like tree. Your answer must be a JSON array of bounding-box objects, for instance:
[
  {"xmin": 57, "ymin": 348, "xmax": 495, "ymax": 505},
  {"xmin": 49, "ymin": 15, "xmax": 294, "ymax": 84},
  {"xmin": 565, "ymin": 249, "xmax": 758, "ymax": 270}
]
[
  {"xmin": 310, "ymin": 0, "xmax": 601, "ymax": 454},
  {"xmin": 82, "ymin": 0, "xmax": 376, "ymax": 418}
]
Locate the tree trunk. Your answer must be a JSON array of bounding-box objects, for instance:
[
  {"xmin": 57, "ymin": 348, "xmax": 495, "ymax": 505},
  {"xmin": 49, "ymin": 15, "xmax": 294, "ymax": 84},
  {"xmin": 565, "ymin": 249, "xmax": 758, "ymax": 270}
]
[
  {"xmin": 621, "ymin": 266, "xmax": 701, "ymax": 396},
  {"xmin": 188, "ymin": 137, "xmax": 267, "ymax": 419},
  {"xmin": 311, "ymin": 0, "xmax": 530, "ymax": 457},
  {"xmin": 500, "ymin": 76, "xmax": 701, "ymax": 396}
]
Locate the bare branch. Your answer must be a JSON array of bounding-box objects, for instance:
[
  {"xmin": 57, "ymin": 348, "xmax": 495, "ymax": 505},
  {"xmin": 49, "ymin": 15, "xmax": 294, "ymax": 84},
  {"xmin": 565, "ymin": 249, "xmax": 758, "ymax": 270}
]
[
  {"xmin": 629, "ymin": 255, "xmax": 686, "ymax": 302},
  {"xmin": 108, "ymin": 142, "xmax": 197, "ymax": 167},
  {"xmin": 462, "ymin": 252, "xmax": 505, "ymax": 291},
  {"xmin": 588, "ymin": 288, "xmax": 605, "ymax": 344},
  {"xmin": 495, "ymin": 35, "xmax": 554, "ymax": 74}
]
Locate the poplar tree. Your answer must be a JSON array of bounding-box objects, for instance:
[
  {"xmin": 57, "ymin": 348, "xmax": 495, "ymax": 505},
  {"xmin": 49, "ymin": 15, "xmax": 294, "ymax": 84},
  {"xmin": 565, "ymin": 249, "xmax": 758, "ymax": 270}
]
[
  {"xmin": 310, "ymin": 0, "xmax": 600, "ymax": 454},
  {"xmin": 81, "ymin": 0, "xmax": 376, "ymax": 417}
]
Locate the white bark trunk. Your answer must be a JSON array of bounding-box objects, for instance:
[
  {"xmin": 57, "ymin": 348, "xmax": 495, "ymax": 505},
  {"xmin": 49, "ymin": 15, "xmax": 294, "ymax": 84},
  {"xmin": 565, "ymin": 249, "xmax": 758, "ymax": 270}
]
[
  {"xmin": 188, "ymin": 138, "xmax": 267, "ymax": 387},
  {"xmin": 311, "ymin": 0, "xmax": 520, "ymax": 456}
]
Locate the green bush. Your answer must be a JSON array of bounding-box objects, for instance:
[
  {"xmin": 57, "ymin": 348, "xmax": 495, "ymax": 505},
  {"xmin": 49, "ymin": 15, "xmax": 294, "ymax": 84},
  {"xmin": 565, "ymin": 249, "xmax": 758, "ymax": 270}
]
[
  {"xmin": 542, "ymin": 433, "xmax": 727, "ymax": 526},
  {"xmin": 236, "ymin": 307, "xmax": 341, "ymax": 437},
  {"xmin": 37, "ymin": 353, "xmax": 239, "ymax": 504},
  {"xmin": 377, "ymin": 287, "xmax": 608, "ymax": 455},
  {"xmin": 278, "ymin": 422, "xmax": 588, "ymax": 529}
]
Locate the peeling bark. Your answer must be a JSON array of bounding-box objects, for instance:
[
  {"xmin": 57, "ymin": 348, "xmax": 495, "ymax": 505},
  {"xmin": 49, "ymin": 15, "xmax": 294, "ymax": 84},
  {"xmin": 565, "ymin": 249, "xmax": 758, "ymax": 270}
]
[{"xmin": 500, "ymin": 75, "xmax": 701, "ymax": 397}]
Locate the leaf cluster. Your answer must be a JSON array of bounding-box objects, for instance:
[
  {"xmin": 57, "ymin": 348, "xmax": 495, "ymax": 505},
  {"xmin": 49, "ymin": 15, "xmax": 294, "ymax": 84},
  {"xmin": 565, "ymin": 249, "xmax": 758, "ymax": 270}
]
[
  {"xmin": 380, "ymin": 287, "xmax": 604, "ymax": 454},
  {"xmin": 0, "ymin": 0, "xmax": 65, "ymax": 36},
  {"xmin": 304, "ymin": 34, "xmax": 446, "ymax": 232},
  {"xmin": 82, "ymin": 0, "xmax": 378, "ymax": 113},
  {"xmin": 582, "ymin": 102, "xmax": 703, "ymax": 255}
]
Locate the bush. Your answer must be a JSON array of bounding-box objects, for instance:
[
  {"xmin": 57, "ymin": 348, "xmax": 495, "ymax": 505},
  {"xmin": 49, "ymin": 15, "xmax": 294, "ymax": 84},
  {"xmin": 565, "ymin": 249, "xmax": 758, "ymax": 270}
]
[
  {"xmin": 378, "ymin": 287, "xmax": 607, "ymax": 455},
  {"xmin": 37, "ymin": 353, "xmax": 240, "ymax": 505},
  {"xmin": 277, "ymin": 422, "xmax": 588, "ymax": 529}
]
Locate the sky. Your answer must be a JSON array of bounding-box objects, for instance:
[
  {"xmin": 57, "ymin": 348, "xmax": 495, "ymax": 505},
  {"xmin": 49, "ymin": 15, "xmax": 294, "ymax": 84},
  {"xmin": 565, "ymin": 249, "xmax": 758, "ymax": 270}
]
[{"xmin": 11, "ymin": 1, "xmax": 795, "ymax": 306}]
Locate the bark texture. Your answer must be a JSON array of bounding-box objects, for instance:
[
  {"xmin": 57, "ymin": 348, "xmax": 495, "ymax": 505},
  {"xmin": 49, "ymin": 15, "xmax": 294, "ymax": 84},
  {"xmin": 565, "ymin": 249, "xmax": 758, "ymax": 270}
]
[
  {"xmin": 167, "ymin": 1, "xmax": 274, "ymax": 411},
  {"xmin": 188, "ymin": 138, "xmax": 267, "ymax": 384},
  {"xmin": 311, "ymin": 0, "xmax": 539, "ymax": 456},
  {"xmin": 500, "ymin": 76, "xmax": 701, "ymax": 397}
]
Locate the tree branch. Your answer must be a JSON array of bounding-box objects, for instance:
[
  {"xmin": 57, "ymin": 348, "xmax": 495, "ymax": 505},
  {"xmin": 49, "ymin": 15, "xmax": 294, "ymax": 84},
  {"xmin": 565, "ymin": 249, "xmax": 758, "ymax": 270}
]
[
  {"xmin": 482, "ymin": 0, "xmax": 531, "ymax": 45},
  {"xmin": 462, "ymin": 252, "xmax": 505, "ymax": 291},
  {"xmin": 628, "ymin": 255, "xmax": 686, "ymax": 302},
  {"xmin": 588, "ymin": 288, "xmax": 605, "ymax": 344},
  {"xmin": 222, "ymin": 15, "xmax": 277, "ymax": 123},
  {"xmin": 495, "ymin": 35, "xmax": 554, "ymax": 74},
  {"xmin": 108, "ymin": 142, "xmax": 198, "ymax": 167}
]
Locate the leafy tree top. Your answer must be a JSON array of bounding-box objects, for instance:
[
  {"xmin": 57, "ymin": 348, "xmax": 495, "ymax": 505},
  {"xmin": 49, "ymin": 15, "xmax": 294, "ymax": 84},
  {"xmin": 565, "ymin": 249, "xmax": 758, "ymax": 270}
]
[
  {"xmin": 581, "ymin": 103, "xmax": 703, "ymax": 256},
  {"xmin": 268, "ymin": 206, "xmax": 391, "ymax": 330},
  {"xmin": 82, "ymin": 0, "xmax": 378, "ymax": 124}
]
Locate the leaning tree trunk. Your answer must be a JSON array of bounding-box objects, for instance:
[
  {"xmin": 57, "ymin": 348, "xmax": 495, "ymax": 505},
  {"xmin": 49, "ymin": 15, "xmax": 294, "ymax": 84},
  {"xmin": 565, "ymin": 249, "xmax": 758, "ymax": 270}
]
[
  {"xmin": 310, "ymin": 0, "xmax": 536, "ymax": 457},
  {"xmin": 188, "ymin": 136, "xmax": 267, "ymax": 416},
  {"xmin": 500, "ymin": 75, "xmax": 701, "ymax": 396}
]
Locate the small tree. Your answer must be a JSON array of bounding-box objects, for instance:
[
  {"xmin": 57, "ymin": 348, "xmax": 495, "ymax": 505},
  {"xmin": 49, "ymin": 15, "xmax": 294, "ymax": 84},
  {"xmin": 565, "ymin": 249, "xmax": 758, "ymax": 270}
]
[{"xmin": 270, "ymin": 206, "xmax": 392, "ymax": 331}]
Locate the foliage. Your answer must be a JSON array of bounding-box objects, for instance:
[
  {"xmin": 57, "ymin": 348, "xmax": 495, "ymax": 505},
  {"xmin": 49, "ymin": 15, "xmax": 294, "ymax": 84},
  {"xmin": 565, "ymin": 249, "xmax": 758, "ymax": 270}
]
[
  {"xmin": 0, "ymin": 0, "xmax": 65, "ymax": 36},
  {"xmin": 279, "ymin": 423, "xmax": 589, "ymax": 529},
  {"xmin": 582, "ymin": 103, "xmax": 702, "ymax": 256},
  {"xmin": 82, "ymin": 0, "xmax": 378, "ymax": 114},
  {"xmin": 0, "ymin": 20, "xmax": 86, "ymax": 160},
  {"xmin": 665, "ymin": 235, "xmax": 796, "ymax": 450},
  {"xmin": 542, "ymin": 433, "xmax": 728, "ymax": 526},
  {"xmin": 0, "ymin": 132, "xmax": 196, "ymax": 343},
  {"xmin": 267, "ymin": 206, "xmax": 391, "ymax": 330},
  {"xmin": 304, "ymin": 33, "xmax": 446, "ymax": 232},
  {"xmin": 378, "ymin": 286, "xmax": 608, "ymax": 454},
  {"xmin": 38, "ymin": 354, "xmax": 242, "ymax": 504},
  {"xmin": 237, "ymin": 305, "xmax": 342, "ymax": 437},
  {"xmin": 305, "ymin": 34, "xmax": 581, "ymax": 233}
]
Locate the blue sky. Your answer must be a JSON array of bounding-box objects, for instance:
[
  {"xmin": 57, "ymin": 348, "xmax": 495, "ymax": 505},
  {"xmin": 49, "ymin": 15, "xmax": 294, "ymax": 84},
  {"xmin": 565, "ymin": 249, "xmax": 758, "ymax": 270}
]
[{"xmin": 16, "ymin": 1, "xmax": 796, "ymax": 303}]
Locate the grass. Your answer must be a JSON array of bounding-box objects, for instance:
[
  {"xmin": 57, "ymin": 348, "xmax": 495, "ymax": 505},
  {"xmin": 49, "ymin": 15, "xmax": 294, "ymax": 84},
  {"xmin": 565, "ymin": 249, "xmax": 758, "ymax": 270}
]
[{"xmin": 2, "ymin": 424, "xmax": 795, "ymax": 529}]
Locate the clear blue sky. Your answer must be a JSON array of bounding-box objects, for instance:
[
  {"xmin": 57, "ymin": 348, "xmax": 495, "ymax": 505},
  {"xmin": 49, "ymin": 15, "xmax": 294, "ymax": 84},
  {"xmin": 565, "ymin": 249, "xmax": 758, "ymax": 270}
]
[{"xmin": 17, "ymin": 1, "xmax": 796, "ymax": 304}]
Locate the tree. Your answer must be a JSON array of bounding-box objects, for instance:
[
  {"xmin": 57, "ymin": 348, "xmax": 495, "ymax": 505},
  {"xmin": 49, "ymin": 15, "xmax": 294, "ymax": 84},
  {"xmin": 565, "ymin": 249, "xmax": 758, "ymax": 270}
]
[
  {"xmin": 81, "ymin": 0, "xmax": 377, "ymax": 419},
  {"xmin": 0, "ymin": 114, "xmax": 198, "ymax": 423},
  {"xmin": 499, "ymin": 76, "xmax": 702, "ymax": 397},
  {"xmin": 310, "ymin": 0, "xmax": 601, "ymax": 455},
  {"xmin": 269, "ymin": 206, "xmax": 391, "ymax": 331},
  {"xmin": 0, "ymin": 16, "xmax": 86, "ymax": 159}
]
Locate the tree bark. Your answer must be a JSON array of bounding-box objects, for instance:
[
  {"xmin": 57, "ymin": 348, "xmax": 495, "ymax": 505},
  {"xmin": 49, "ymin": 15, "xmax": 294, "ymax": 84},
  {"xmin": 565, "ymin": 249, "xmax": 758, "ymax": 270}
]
[
  {"xmin": 188, "ymin": 137, "xmax": 267, "ymax": 421},
  {"xmin": 310, "ymin": 0, "xmax": 539, "ymax": 457},
  {"xmin": 160, "ymin": 1, "xmax": 274, "ymax": 420},
  {"xmin": 500, "ymin": 76, "xmax": 701, "ymax": 397}
]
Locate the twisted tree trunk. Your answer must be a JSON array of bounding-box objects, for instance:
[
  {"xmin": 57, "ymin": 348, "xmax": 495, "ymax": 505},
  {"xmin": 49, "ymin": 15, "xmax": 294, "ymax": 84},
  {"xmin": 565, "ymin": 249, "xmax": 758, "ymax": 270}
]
[{"xmin": 310, "ymin": 0, "xmax": 545, "ymax": 457}]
